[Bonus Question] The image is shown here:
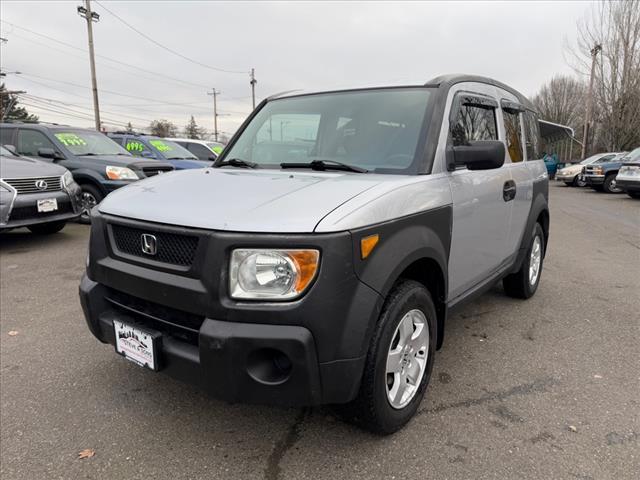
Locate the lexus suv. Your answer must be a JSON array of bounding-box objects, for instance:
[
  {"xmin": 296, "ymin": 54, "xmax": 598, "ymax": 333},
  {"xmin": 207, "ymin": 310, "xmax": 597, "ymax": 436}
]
[
  {"xmin": 0, "ymin": 123, "xmax": 174, "ymax": 223},
  {"xmin": 80, "ymin": 75, "xmax": 550, "ymax": 434},
  {"xmin": 0, "ymin": 145, "xmax": 82, "ymax": 233}
]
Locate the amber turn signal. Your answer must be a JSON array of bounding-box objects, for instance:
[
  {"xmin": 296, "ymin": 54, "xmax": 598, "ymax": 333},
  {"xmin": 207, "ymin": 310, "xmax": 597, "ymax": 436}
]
[{"xmin": 360, "ymin": 234, "xmax": 379, "ymax": 259}]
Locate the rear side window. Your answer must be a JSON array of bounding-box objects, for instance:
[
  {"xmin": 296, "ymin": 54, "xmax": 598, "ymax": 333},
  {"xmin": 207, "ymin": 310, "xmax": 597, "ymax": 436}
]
[
  {"xmin": 187, "ymin": 142, "xmax": 213, "ymax": 159},
  {"xmin": 449, "ymin": 101, "xmax": 498, "ymax": 146},
  {"xmin": 503, "ymin": 110, "xmax": 524, "ymax": 163},
  {"xmin": 523, "ymin": 111, "xmax": 542, "ymax": 160},
  {"xmin": 17, "ymin": 129, "xmax": 57, "ymax": 157}
]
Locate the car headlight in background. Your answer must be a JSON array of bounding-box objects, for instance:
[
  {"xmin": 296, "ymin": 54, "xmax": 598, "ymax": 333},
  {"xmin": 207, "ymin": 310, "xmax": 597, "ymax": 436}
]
[
  {"xmin": 61, "ymin": 170, "xmax": 75, "ymax": 188},
  {"xmin": 592, "ymin": 167, "xmax": 604, "ymax": 175},
  {"xmin": 105, "ymin": 166, "xmax": 139, "ymax": 180},
  {"xmin": 229, "ymin": 249, "xmax": 320, "ymax": 300},
  {"xmin": 619, "ymin": 165, "xmax": 640, "ymax": 176}
]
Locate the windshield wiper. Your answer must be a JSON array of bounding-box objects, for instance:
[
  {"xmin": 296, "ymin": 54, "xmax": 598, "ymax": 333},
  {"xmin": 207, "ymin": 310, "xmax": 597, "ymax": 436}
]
[
  {"xmin": 280, "ymin": 159, "xmax": 368, "ymax": 173},
  {"xmin": 215, "ymin": 158, "xmax": 258, "ymax": 169}
]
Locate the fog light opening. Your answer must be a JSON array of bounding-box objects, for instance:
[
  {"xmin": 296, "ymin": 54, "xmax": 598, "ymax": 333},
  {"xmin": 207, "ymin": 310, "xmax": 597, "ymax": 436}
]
[{"xmin": 246, "ymin": 348, "xmax": 292, "ymax": 385}]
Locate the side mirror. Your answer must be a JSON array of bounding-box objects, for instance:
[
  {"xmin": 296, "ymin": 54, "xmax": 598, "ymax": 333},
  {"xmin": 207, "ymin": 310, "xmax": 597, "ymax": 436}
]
[
  {"xmin": 447, "ymin": 141, "xmax": 505, "ymax": 171},
  {"xmin": 38, "ymin": 148, "xmax": 62, "ymax": 160}
]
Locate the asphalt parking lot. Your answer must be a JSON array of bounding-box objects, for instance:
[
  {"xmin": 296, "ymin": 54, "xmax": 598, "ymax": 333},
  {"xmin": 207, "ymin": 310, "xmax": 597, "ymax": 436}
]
[{"xmin": 1, "ymin": 182, "xmax": 638, "ymax": 480}]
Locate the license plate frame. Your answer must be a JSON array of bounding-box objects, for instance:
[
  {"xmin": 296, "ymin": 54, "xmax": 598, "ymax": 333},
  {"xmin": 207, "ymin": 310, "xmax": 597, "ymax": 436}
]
[
  {"xmin": 37, "ymin": 198, "xmax": 58, "ymax": 213},
  {"xmin": 113, "ymin": 320, "xmax": 161, "ymax": 371}
]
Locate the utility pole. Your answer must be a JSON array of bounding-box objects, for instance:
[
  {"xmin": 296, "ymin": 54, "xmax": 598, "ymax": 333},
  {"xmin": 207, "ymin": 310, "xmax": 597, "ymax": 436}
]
[
  {"xmin": 77, "ymin": 0, "xmax": 101, "ymax": 131},
  {"xmin": 207, "ymin": 88, "xmax": 220, "ymax": 141},
  {"xmin": 581, "ymin": 43, "xmax": 601, "ymax": 159},
  {"xmin": 250, "ymin": 68, "xmax": 257, "ymax": 110}
]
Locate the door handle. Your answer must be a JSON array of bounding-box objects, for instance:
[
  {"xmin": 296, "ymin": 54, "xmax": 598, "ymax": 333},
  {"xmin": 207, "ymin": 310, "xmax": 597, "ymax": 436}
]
[{"xmin": 503, "ymin": 180, "xmax": 517, "ymax": 202}]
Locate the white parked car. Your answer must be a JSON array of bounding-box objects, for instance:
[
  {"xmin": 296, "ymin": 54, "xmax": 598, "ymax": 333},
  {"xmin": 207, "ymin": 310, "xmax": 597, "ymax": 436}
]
[
  {"xmin": 556, "ymin": 152, "xmax": 623, "ymax": 187},
  {"xmin": 165, "ymin": 138, "xmax": 224, "ymax": 161}
]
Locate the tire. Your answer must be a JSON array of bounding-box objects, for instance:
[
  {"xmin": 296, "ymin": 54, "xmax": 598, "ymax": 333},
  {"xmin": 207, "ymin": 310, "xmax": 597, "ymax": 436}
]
[
  {"xmin": 603, "ymin": 174, "xmax": 623, "ymax": 194},
  {"xmin": 503, "ymin": 223, "xmax": 545, "ymax": 299},
  {"xmin": 78, "ymin": 184, "xmax": 103, "ymax": 224},
  {"xmin": 27, "ymin": 221, "xmax": 67, "ymax": 235},
  {"xmin": 573, "ymin": 175, "xmax": 586, "ymax": 188},
  {"xmin": 628, "ymin": 191, "xmax": 640, "ymax": 199},
  {"xmin": 336, "ymin": 280, "xmax": 437, "ymax": 434}
]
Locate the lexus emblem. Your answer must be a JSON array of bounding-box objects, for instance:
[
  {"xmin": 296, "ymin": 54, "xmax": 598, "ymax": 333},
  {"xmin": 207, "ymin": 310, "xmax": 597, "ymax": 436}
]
[
  {"xmin": 35, "ymin": 180, "xmax": 48, "ymax": 190},
  {"xmin": 141, "ymin": 234, "xmax": 157, "ymax": 256}
]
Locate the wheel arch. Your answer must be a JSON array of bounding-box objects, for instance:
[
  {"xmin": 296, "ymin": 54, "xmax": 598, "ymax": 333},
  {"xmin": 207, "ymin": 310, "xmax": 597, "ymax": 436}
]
[{"xmin": 73, "ymin": 170, "xmax": 107, "ymax": 196}]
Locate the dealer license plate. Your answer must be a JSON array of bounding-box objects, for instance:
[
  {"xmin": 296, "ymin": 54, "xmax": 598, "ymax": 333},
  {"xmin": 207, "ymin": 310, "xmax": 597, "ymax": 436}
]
[
  {"xmin": 113, "ymin": 320, "xmax": 159, "ymax": 370},
  {"xmin": 37, "ymin": 198, "xmax": 58, "ymax": 213}
]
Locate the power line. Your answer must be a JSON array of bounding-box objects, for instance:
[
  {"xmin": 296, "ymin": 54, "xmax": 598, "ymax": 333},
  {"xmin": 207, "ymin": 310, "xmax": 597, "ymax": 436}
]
[
  {"xmin": 93, "ymin": 1, "xmax": 247, "ymax": 75},
  {"xmin": 0, "ymin": 19, "xmax": 212, "ymax": 89}
]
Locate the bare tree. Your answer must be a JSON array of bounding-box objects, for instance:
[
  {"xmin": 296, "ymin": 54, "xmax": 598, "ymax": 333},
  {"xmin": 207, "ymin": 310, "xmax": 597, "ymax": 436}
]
[
  {"xmin": 532, "ymin": 75, "xmax": 586, "ymax": 132},
  {"xmin": 570, "ymin": 0, "xmax": 640, "ymax": 152},
  {"xmin": 149, "ymin": 119, "xmax": 178, "ymax": 137}
]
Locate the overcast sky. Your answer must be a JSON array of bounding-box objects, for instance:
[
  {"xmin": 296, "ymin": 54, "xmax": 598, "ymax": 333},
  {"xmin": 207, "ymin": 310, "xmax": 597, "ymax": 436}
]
[{"xmin": 1, "ymin": 0, "xmax": 594, "ymax": 138}]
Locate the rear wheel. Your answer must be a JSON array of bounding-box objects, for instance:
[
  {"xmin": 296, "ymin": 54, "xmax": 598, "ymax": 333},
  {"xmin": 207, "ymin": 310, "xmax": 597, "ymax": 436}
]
[
  {"xmin": 336, "ymin": 280, "xmax": 436, "ymax": 434},
  {"xmin": 503, "ymin": 223, "xmax": 545, "ymax": 299},
  {"xmin": 27, "ymin": 221, "xmax": 66, "ymax": 235},
  {"xmin": 79, "ymin": 184, "xmax": 103, "ymax": 224},
  {"xmin": 603, "ymin": 174, "xmax": 623, "ymax": 194}
]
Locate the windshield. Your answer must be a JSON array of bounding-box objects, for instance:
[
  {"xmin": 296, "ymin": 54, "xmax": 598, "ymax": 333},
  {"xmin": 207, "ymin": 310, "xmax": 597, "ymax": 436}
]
[
  {"xmin": 581, "ymin": 153, "xmax": 610, "ymax": 165},
  {"xmin": 621, "ymin": 147, "xmax": 640, "ymax": 163},
  {"xmin": 222, "ymin": 88, "xmax": 432, "ymax": 174},
  {"xmin": 148, "ymin": 138, "xmax": 198, "ymax": 160},
  {"xmin": 207, "ymin": 142, "xmax": 224, "ymax": 154},
  {"xmin": 54, "ymin": 130, "xmax": 129, "ymax": 156}
]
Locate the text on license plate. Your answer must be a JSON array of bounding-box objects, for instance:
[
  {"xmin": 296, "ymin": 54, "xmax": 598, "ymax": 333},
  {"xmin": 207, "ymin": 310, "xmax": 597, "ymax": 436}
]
[
  {"xmin": 113, "ymin": 320, "xmax": 157, "ymax": 370},
  {"xmin": 37, "ymin": 198, "xmax": 58, "ymax": 213}
]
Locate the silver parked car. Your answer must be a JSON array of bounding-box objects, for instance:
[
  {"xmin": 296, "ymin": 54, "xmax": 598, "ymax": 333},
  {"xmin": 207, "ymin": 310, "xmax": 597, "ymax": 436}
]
[
  {"xmin": 80, "ymin": 75, "xmax": 550, "ymax": 433},
  {"xmin": 0, "ymin": 146, "xmax": 82, "ymax": 234}
]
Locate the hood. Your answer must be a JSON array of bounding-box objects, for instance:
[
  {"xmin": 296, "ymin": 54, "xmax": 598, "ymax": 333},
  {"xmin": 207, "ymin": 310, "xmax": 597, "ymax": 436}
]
[
  {"xmin": 0, "ymin": 155, "xmax": 67, "ymax": 178},
  {"xmin": 168, "ymin": 159, "xmax": 213, "ymax": 170},
  {"xmin": 558, "ymin": 164, "xmax": 583, "ymax": 175},
  {"xmin": 75, "ymin": 154, "xmax": 164, "ymax": 167},
  {"xmin": 98, "ymin": 168, "xmax": 383, "ymax": 232}
]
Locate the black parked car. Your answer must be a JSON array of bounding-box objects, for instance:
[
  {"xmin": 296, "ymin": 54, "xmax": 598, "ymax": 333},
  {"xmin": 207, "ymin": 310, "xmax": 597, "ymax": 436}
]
[
  {"xmin": 0, "ymin": 123, "xmax": 174, "ymax": 223},
  {"xmin": 0, "ymin": 146, "xmax": 82, "ymax": 234}
]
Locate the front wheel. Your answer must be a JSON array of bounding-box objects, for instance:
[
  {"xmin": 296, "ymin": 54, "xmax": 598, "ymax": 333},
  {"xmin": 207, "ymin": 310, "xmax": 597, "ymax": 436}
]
[
  {"xmin": 28, "ymin": 221, "xmax": 67, "ymax": 235},
  {"xmin": 79, "ymin": 184, "xmax": 104, "ymax": 224},
  {"xmin": 573, "ymin": 175, "xmax": 587, "ymax": 187},
  {"xmin": 503, "ymin": 223, "xmax": 545, "ymax": 299},
  {"xmin": 337, "ymin": 280, "xmax": 436, "ymax": 434},
  {"xmin": 603, "ymin": 174, "xmax": 623, "ymax": 194}
]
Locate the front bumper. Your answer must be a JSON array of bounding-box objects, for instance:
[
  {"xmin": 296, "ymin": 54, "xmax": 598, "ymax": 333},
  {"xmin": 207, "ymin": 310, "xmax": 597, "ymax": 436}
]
[
  {"xmin": 584, "ymin": 175, "xmax": 605, "ymax": 186},
  {"xmin": 0, "ymin": 186, "xmax": 81, "ymax": 229},
  {"xmin": 79, "ymin": 212, "xmax": 383, "ymax": 406},
  {"xmin": 615, "ymin": 178, "xmax": 640, "ymax": 193}
]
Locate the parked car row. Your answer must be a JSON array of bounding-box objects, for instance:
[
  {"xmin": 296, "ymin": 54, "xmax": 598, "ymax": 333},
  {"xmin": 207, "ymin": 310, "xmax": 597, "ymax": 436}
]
[
  {"xmin": 555, "ymin": 147, "xmax": 640, "ymax": 198},
  {"xmin": 0, "ymin": 122, "xmax": 226, "ymax": 232}
]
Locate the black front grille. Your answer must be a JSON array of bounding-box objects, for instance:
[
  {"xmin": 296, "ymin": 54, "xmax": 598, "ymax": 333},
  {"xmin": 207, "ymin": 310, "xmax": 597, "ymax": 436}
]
[
  {"xmin": 110, "ymin": 223, "xmax": 199, "ymax": 267},
  {"xmin": 9, "ymin": 199, "xmax": 73, "ymax": 221},
  {"xmin": 105, "ymin": 288, "xmax": 204, "ymax": 346},
  {"xmin": 142, "ymin": 166, "xmax": 173, "ymax": 177}
]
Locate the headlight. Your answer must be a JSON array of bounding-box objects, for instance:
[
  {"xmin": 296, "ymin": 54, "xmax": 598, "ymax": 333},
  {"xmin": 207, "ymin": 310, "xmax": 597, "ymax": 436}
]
[
  {"xmin": 229, "ymin": 249, "xmax": 320, "ymax": 300},
  {"xmin": 105, "ymin": 166, "xmax": 138, "ymax": 180},
  {"xmin": 61, "ymin": 170, "xmax": 75, "ymax": 188}
]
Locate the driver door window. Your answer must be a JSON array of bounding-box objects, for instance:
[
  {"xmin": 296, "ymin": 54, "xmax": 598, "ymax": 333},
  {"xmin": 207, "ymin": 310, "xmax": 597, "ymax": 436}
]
[{"xmin": 17, "ymin": 129, "xmax": 56, "ymax": 157}]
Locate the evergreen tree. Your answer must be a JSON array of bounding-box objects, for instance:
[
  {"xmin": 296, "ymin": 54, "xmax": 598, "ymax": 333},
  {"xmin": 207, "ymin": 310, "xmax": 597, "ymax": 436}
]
[
  {"xmin": 184, "ymin": 115, "xmax": 203, "ymax": 139},
  {"xmin": 0, "ymin": 83, "xmax": 38, "ymax": 122}
]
